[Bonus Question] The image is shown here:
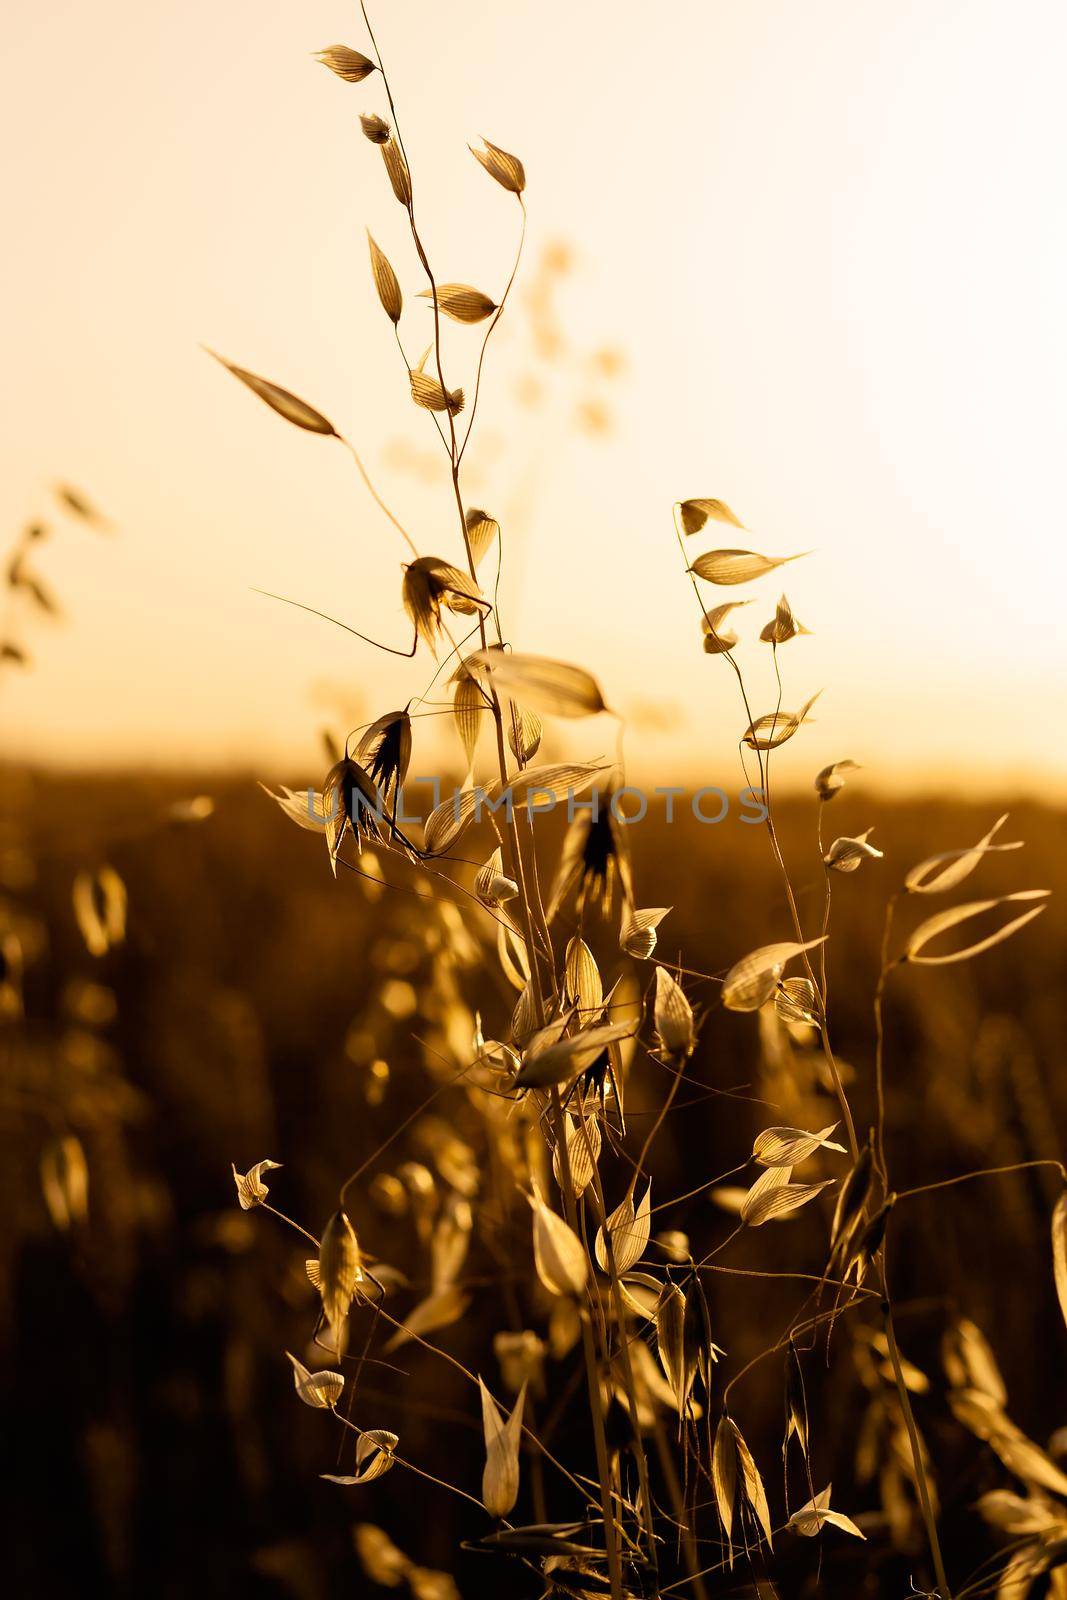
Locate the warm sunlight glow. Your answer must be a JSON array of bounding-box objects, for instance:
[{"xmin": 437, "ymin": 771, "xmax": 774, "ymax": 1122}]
[{"xmin": 3, "ymin": 0, "xmax": 1065, "ymax": 792}]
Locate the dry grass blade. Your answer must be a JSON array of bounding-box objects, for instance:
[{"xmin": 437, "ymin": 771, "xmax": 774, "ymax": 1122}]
[
  {"xmin": 690, "ymin": 548, "xmax": 809, "ymax": 585},
  {"xmin": 468, "ymin": 649, "xmax": 607, "ymax": 718},
  {"xmin": 418, "ymin": 284, "xmax": 497, "ymax": 324},
  {"xmin": 206, "ymin": 350, "xmax": 337, "ymax": 435},
  {"xmin": 479, "ymin": 1378, "xmax": 526, "ymax": 1517},
  {"xmin": 315, "ymin": 45, "xmax": 377, "ymax": 83},
  {"xmin": 368, "ymin": 233, "xmax": 403, "ymax": 323},
  {"xmin": 679, "ymin": 498, "xmax": 745, "ymax": 534},
  {"xmin": 722, "ymin": 937, "xmax": 826, "ymax": 1012},
  {"xmin": 904, "ymin": 890, "xmax": 1050, "ymax": 965}
]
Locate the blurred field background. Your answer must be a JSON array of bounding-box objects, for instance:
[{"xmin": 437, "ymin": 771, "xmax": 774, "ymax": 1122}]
[{"xmin": 3, "ymin": 767, "xmax": 1064, "ymax": 1597}]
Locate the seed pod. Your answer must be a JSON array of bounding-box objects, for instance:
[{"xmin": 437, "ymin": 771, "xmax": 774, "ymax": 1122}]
[
  {"xmin": 620, "ymin": 907, "xmax": 671, "ymax": 960},
  {"xmin": 40, "ymin": 1135, "xmax": 89, "ymax": 1229},
  {"xmin": 760, "ymin": 592, "xmax": 810, "ymax": 645},
  {"xmin": 564, "ymin": 937, "xmax": 602, "ymax": 1011},
  {"xmin": 701, "ymin": 600, "xmax": 749, "ymax": 654},
  {"xmin": 830, "ymin": 1143, "xmax": 873, "ymax": 1262},
  {"xmin": 360, "ymin": 112, "xmax": 391, "ymax": 144},
  {"xmin": 595, "ymin": 1183, "xmax": 651, "ymax": 1274},
  {"xmin": 231, "ymin": 1158, "xmax": 281, "ymax": 1210},
  {"xmin": 321, "ymin": 1429, "xmax": 399, "ymax": 1485},
  {"xmin": 479, "ymin": 1378, "xmax": 526, "ymax": 1518},
  {"xmin": 844, "ymin": 1195, "xmax": 895, "ymax": 1283},
  {"xmin": 287, "ymin": 1352, "xmax": 344, "ymax": 1409},
  {"xmin": 465, "ymin": 507, "xmax": 500, "ymax": 568},
  {"xmin": 315, "ymin": 45, "xmax": 377, "ymax": 83},
  {"xmin": 679, "ymin": 498, "xmax": 745, "ymax": 535},
  {"xmin": 410, "ymin": 369, "xmax": 465, "ymax": 416},
  {"xmin": 690, "ymin": 547, "xmax": 808, "ymax": 585},
  {"xmin": 713, "ymin": 1414, "xmax": 738, "ymax": 1545},
  {"xmin": 469, "ymin": 137, "xmax": 526, "ymax": 194},
  {"xmin": 824, "ymin": 828, "xmax": 883, "ymax": 874},
  {"xmin": 655, "ymin": 1281, "xmax": 688, "ymax": 1412},
  {"xmin": 815, "ymin": 759, "xmax": 860, "ymax": 800},
  {"xmin": 785, "ymin": 1342, "xmax": 808, "ymax": 1454},
  {"xmin": 367, "ymin": 233, "xmax": 402, "ymax": 323},
  {"xmin": 418, "ymin": 284, "xmax": 497, "ymax": 324},
  {"xmin": 654, "ymin": 967, "xmax": 694, "ymax": 1058},
  {"xmin": 528, "ymin": 1186, "xmax": 587, "ymax": 1298},
  {"xmin": 381, "ymin": 138, "xmax": 412, "ymax": 206},
  {"xmin": 318, "ymin": 1210, "xmax": 363, "ymax": 1337},
  {"xmin": 207, "ymin": 349, "xmax": 337, "ymax": 435}
]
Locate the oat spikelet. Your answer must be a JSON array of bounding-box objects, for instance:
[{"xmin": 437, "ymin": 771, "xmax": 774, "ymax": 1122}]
[
  {"xmin": 360, "ymin": 112, "xmax": 391, "ymax": 144},
  {"xmin": 469, "ymin": 137, "xmax": 526, "ymax": 194},
  {"xmin": 367, "ymin": 233, "xmax": 402, "ymax": 323},
  {"xmin": 207, "ymin": 350, "xmax": 337, "ymax": 435},
  {"xmin": 318, "ymin": 1209, "xmax": 363, "ymax": 1337},
  {"xmin": 418, "ymin": 284, "xmax": 497, "ymax": 324},
  {"xmin": 679, "ymin": 498, "xmax": 745, "ymax": 534},
  {"xmin": 315, "ymin": 45, "xmax": 377, "ymax": 83},
  {"xmin": 381, "ymin": 138, "xmax": 412, "ymax": 206}
]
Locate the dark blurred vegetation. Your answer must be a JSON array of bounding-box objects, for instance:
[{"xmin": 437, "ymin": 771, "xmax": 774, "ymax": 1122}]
[{"xmin": 2, "ymin": 765, "xmax": 1065, "ymax": 1598}]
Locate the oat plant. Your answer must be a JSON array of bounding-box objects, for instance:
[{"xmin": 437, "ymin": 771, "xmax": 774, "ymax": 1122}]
[{"xmin": 218, "ymin": 14, "xmax": 1067, "ymax": 1599}]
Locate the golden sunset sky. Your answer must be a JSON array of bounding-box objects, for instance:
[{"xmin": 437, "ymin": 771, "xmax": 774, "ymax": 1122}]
[{"xmin": 3, "ymin": 0, "xmax": 1065, "ymax": 794}]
